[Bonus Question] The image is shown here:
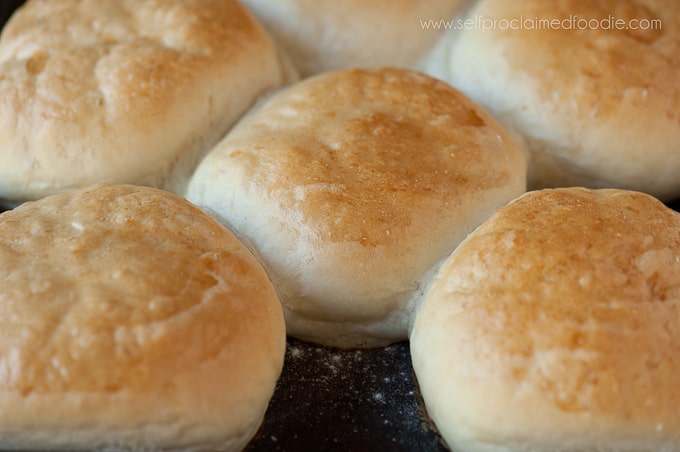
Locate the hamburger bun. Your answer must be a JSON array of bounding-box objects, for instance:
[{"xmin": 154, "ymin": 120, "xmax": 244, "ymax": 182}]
[
  {"xmin": 411, "ymin": 188, "xmax": 680, "ymax": 451},
  {"xmin": 0, "ymin": 184, "xmax": 286, "ymax": 451},
  {"xmin": 187, "ymin": 67, "xmax": 526, "ymax": 348},
  {"xmin": 0, "ymin": 0, "xmax": 293, "ymax": 206}
]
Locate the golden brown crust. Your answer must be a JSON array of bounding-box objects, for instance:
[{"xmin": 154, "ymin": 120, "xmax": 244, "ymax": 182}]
[
  {"xmin": 188, "ymin": 67, "xmax": 526, "ymax": 348},
  {"xmin": 0, "ymin": 184, "xmax": 286, "ymax": 450},
  {"xmin": 0, "ymin": 0, "xmax": 287, "ymax": 204},
  {"xmin": 411, "ymin": 188, "xmax": 680, "ymax": 450},
  {"xmin": 438, "ymin": 0, "xmax": 680, "ymax": 200},
  {"xmin": 249, "ymin": 68, "xmax": 512, "ymax": 246},
  {"xmin": 496, "ymin": 0, "xmax": 678, "ymax": 125}
]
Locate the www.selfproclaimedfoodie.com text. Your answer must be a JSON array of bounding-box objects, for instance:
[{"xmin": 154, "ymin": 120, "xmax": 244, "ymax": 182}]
[{"xmin": 420, "ymin": 15, "xmax": 663, "ymax": 32}]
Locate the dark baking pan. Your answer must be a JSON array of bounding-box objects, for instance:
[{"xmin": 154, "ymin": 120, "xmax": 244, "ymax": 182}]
[
  {"xmin": 0, "ymin": 0, "xmax": 24, "ymax": 27},
  {"xmin": 245, "ymin": 338, "xmax": 446, "ymax": 452}
]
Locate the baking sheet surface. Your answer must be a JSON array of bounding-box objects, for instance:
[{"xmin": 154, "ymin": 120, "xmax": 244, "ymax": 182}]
[{"xmin": 246, "ymin": 339, "xmax": 446, "ymax": 451}]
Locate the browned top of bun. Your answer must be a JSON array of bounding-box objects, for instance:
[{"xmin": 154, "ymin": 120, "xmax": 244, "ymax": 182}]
[
  {"xmin": 224, "ymin": 68, "xmax": 520, "ymax": 247},
  {"xmin": 412, "ymin": 188, "xmax": 680, "ymax": 449},
  {"xmin": 0, "ymin": 184, "xmax": 285, "ymax": 450},
  {"xmin": 494, "ymin": 0, "xmax": 679, "ymax": 122},
  {"xmin": 0, "ymin": 0, "xmax": 287, "ymax": 203}
]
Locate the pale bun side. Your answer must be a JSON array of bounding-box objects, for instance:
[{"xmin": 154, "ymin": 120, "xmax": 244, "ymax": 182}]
[
  {"xmin": 0, "ymin": 0, "xmax": 291, "ymax": 205},
  {"xmin": 187, "ymin": 67, "xmax": 526, "ymax": 348},
  {"xmin": 0, "ymin": 184, "xmax": 286, "ymax": 451},
  {"xmin": 411, "ymin": 188, "xmax": 680, "ymax": 451},
  {"xmin": 430, "ymin": 0, "xmax": 680, "ymax": 201},
  {"xmin": 239, "ymin": 0, "xmax": 467, "ymax": 76}
]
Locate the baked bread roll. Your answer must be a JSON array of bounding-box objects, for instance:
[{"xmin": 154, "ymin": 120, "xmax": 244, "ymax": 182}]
[
  {"xmin": 425, "ymin": 0, "xmax": 680, "ymax": 201},
  {"xmin": 239, "ymin": 0, "xmax": 467, "ymax": 76},
  {"xmin": 411, "ymin": 188, "xmax": 680, "ymax": 451},
  {"xmin": 187, "ymin": 67, "xmax": 526, "ymax": 348},
  {"xmin": 0, "ymin": 0, "xmax": 293, "ymax": 206},
  {"xmin": 0, "ymin": 184, "xmax": 286, "ymax": 451}
]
